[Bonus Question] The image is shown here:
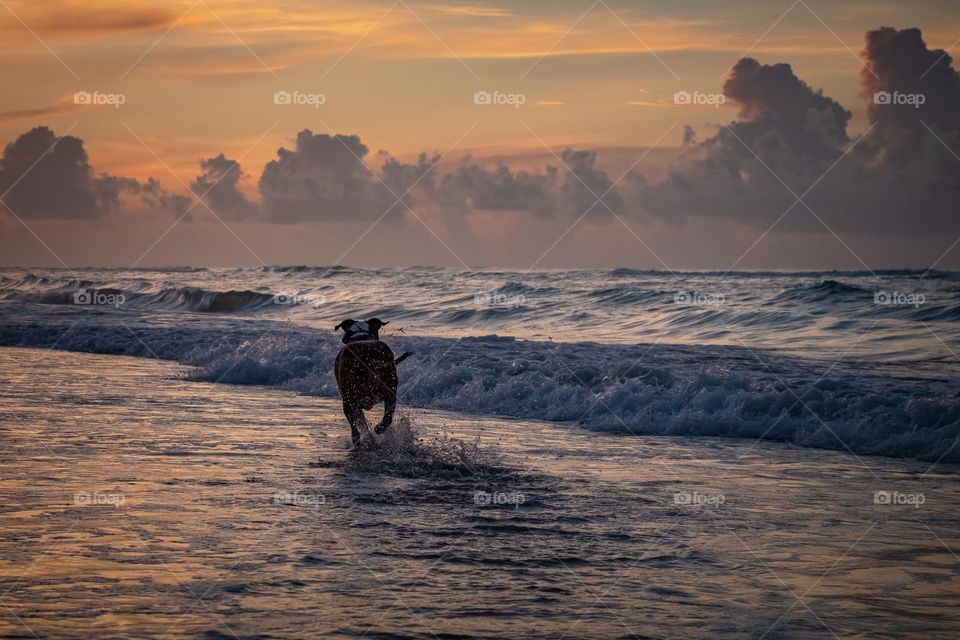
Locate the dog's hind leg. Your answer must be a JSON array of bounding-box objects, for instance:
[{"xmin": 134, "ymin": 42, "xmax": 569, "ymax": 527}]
[
  {"xmin": 343, "ymin": 401, "xmax": 371, "ymax": 447},
  {"xmin": 374, "ymin": 392, "xmax": 396, "ymax": 435}
]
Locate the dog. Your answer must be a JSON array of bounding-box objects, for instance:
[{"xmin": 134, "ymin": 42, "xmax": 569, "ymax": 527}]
[{"xmin": 333, "ymin": 318, "xmax": 411, "ymax": 448}]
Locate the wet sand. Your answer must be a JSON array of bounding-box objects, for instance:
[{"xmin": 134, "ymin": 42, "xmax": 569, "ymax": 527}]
[{"xmin": 1, "ymin": 347, "xmax": 958, "ymax": 639}]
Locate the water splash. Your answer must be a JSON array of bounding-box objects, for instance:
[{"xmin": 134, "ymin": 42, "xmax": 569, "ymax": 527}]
[{"xmin": 344, "ymin": 413, "xmax": 499, "ymax": 478}]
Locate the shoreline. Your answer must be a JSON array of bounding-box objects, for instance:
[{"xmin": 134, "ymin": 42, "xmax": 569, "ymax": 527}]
[{"xmin": 3, "ymin": 341, "xmax": 958, "ymax": 472}]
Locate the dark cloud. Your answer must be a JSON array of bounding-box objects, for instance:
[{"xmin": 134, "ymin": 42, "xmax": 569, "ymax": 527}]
[
  {"xmin": 641, "ymin": 57, "xmax": 852, "ymax": 226},
  {"xmin": 136, "ymin": 177, "xmax": 193, "ymax": 217},
  {"xmin": 639, "ymin": 27, "xmax": 960, "ymax": 236},
  {"xmin": 861, "ymin": 27, "xmax": 960, "ymax": 161},
  {"xmin": 723, "ymin": 58, "xmax": 851, "ymax": 164},
  {"xmin": 821, "ymin": 26, "xmax": 960, "ymax": 234},
  {"xmin": 0, "ymin": 126, "xmax": 198, "ymax": 221},
  {"xmin": 559, "ymin": 148, "xmax": 636, "ymax": 218},
  {"xmin": 189, "ymin": 141, "xmax": 440, "ymax": 223},
  {"xmin": 0, "ymin": 126, "xmax": 134, "ymax": 219},
  {"xmin": 380, "ymin": 152, "xmax": 440, "ymax": 199},
  {"xmin": 439, "ymin": 160, "xmax": 559, "ymax": 216},
  {"xmin": 258, "ymin": 130, "xmax": 396, "ymax": 223},
  {"xmin": 190, "ymin": 153, "xmax": 259, "ymax": 220},
  {"xmin": 435, "ymin": 148, "xmax": 641, "ymax": 220}
]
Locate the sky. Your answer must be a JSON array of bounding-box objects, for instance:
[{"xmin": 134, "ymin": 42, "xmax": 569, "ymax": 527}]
[{"xmin": 0, "ymin": 0, "xmax": 959, "ymax": 269}]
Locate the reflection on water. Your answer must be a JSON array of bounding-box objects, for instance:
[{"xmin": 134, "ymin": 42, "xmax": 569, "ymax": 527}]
[{"xmin": 1, "ymin": 348, "xmax": 958, "ymax": 639}]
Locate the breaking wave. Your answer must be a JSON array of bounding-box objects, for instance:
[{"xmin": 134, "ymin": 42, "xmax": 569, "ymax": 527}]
[{"xmin": 2, "ymin": 307, "xmax": 957, "ymax": 464}]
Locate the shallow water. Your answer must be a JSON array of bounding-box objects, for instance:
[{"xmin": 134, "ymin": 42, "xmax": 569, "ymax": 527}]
[{"xmin": 1, "ymin": 348, "xmax": 959, "ymax": 639}]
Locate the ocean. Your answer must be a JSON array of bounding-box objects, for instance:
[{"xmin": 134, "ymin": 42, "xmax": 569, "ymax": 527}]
[{"xmin": 1, "ymin": 266, "xmax": 957, "ymax": 463}]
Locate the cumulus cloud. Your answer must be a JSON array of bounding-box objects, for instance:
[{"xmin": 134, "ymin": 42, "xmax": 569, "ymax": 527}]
[
  {"xmin": 439, "ymin": 160, "xmax": 559, "ymax": 216},
  {"xmin": 723, "ymin": 58, "xmax": 851, "ymax": 162},
  {"xmin": 258, "ymin": 130, "xmax": 396, "ymax": 223},
  {"xmin": 135, "ymin": 177, "xmax": 193, "ymax": 217},
  {"xmin": 560, "ymin": 149, "xmax": 640, "ymax": 218},
  {"xmin": 818, "ymin": 27, "xmax": 960, "ymax": 234},
  {"xmin": 176, "ymin": 136, "xmax": 442, "ymax": 224},
  {"xmin": 639, "ymin": 27, "xmax": 960, "ymax": 236},
  {"xmin": 190, "ymin": 153, "xmax": 259, "ymax": 220},
  {"xmin": 380, "ymin": 151, "xmax": 440, "ymax": 199},
  {"xmin": 640, "ymin": 57, "xmax": 852, "ymax": 226},
  {"xmin": 0, "ymin": 126, "xmax": 135, "ymax": 219},
  {"xmin": 861, "ymin": 27, "xmax": 960, "ymax": 161},
  {"xmin": 436, "ymin": 148, "xmax": 642, "ymax": 220}
]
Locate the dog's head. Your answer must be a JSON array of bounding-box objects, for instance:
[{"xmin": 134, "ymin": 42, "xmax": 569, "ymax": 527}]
[{"xmin": 334, "ymin": 317, "xmax": 389, "ymax": 344}]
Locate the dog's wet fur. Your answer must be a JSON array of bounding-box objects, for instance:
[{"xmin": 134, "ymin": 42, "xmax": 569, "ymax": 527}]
[{"xmin": 333, "ymin": 318, "xmax": 398, "ymax": 448}]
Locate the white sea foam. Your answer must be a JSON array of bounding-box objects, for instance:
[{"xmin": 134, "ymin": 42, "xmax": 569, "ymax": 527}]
[{"xmin": 1, "ymin": 295, "xmax": 957, "ymax": 464}]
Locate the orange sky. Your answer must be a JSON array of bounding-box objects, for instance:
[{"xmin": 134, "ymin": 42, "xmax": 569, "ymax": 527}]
[
  {"xmin": 1, "ymin": 0, "xmax": 959, "ymax": 268},
  {"xmin": 3, "ymin": 0, "xmax": 957, "ymax": 181}
]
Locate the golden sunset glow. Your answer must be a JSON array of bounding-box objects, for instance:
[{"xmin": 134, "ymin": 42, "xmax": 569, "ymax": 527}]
[
  {"xmin": 1, "ymin": 0, "xmax": 959, "ymax": 268},
  {"xmin": 2, "ymin": 5, "xmax": 960, "ymax": 638}
]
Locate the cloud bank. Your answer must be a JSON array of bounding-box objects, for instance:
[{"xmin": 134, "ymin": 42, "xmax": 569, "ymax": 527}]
[{"xmin": 2, "ymin": 27, "xmax": 957, "ymax": 239}]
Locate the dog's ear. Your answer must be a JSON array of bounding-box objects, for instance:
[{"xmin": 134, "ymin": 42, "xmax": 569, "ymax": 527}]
[
  {"xmin": 334, "ymin": 319, "xmax": 355, "ymax": 332},
  {"xmin": 367, "ymin": 318, "xmax": 389, "ymax": 329}
]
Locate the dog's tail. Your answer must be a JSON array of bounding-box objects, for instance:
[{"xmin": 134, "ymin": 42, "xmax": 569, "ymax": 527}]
[{"xmin": 394, "ymin": 351, "xmax": 414, "ymax": 365}]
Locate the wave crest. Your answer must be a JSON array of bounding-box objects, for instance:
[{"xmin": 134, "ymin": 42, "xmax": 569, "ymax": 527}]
[{"xmin": 2, "ymin": 312, "xmax": 957, "ymax": 464}]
